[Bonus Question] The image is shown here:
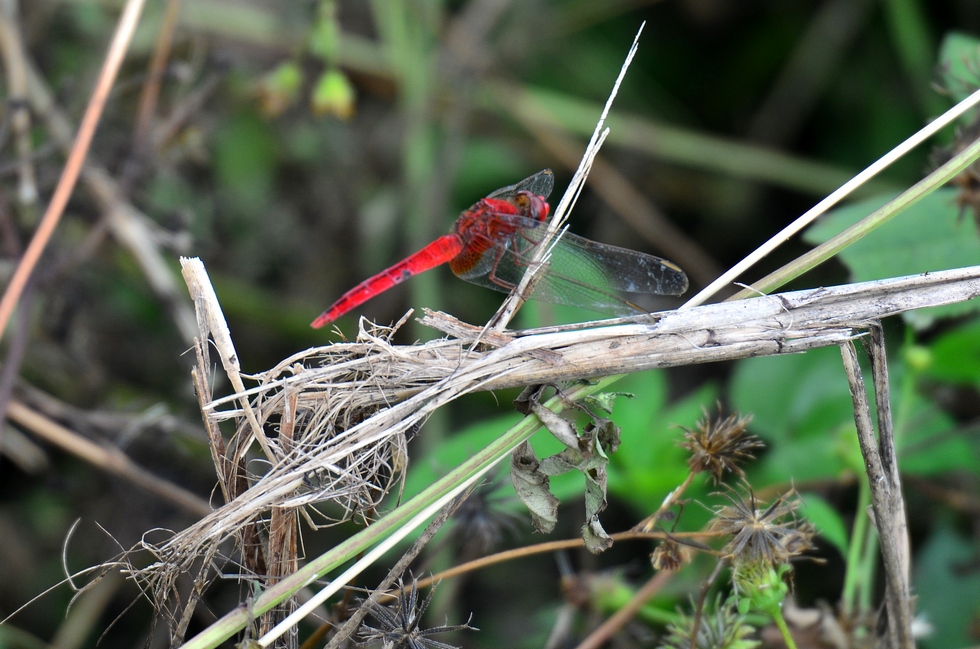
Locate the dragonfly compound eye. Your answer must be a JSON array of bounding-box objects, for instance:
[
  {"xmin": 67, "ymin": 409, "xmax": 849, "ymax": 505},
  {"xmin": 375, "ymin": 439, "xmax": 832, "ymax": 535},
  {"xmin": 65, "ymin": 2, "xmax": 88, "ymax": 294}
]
[{"xmin": 514, "ymin": 191, "xmax": 550, "ymax": 221}]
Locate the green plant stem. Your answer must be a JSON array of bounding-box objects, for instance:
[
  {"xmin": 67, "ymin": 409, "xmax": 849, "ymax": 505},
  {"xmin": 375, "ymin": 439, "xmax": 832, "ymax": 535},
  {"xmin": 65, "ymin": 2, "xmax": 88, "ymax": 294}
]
[
  {"xmin": 894, "ymin": 326, "xmax": 918, "ymax": 440},
  {"xmin": 841, "ymin": 477, "xmax": 871, "ymax": 617},
  {"xmin": 769, "ymin": 604, "xmax": 799, "ymax": 649},
  {"xmin": 857, "ymin": 504, "xmax": 880, "ymax": 615},
  {"xmin": 371, "ymin": 0, "xmax": 442, "ymax": 344},
  {"xmin": 178, "ymin": 376, "xmax": 624, "ymax": 649}
]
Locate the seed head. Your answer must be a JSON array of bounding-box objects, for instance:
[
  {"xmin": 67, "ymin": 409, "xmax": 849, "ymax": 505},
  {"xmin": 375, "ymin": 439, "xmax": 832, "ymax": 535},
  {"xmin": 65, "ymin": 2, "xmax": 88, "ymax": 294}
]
[
  {"xmin": 651, "ymin": 538, "xmax": 690, "ymax": 572},
  {"xmin": 359, "ymin": 578, "xmax": 476, "ymax": 649},
  {"xmin": 450, "ymin": 483, "xmax": 519, "ymax": 561},
  {"xmin": 679, "ymin": 406, "xmax": 762, "ymax": 483},
  {"xmin": 711, "ymin": 486, "xmax": 814, "ymax": 568}
]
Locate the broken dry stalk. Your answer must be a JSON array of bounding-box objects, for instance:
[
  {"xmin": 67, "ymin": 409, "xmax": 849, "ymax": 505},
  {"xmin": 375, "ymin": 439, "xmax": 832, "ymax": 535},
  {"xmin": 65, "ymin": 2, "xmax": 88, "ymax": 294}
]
[{"xmin": 839, "ymin": 338, "xmax": 913, "ymax": 649}]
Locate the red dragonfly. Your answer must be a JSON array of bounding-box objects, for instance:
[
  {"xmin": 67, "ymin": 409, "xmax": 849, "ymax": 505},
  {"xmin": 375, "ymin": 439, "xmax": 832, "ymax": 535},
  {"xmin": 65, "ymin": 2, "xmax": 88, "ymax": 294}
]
[{"xmin": 311, "ymin": 169, "xmax": 688, "ymax": 328}]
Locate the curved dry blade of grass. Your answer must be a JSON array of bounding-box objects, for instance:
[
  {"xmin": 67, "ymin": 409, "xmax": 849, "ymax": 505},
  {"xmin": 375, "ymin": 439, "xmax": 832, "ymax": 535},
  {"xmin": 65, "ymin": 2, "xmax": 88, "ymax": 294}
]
[{"xmin": 490, "ymin": 24, "xmax": 644, "ymax": 330}]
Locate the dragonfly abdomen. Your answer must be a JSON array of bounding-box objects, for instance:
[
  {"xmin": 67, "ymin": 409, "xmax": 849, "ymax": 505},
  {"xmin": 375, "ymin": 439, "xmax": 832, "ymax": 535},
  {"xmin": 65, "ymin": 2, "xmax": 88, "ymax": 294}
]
[{"xmin": 310, "ymin": 234, "xmax": 464, "ymax": 328}]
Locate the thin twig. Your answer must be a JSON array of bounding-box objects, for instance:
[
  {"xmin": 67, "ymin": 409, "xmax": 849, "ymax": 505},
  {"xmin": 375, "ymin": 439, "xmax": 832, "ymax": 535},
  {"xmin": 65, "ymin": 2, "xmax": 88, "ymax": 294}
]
[
  {"xmin": 131, "ymin": 0, "xmax": 183, "ymax": 152},
  {"xmin": 690, "ymin": 560, "xmax": 726, "ymax": 649},
  {"xmin": 633, "ymin": 471, "xmax": 697, "ymax": 533},
  {"xmin": 6, "ymin": 399, "xmax": 210, "ymax": 516},
  {"xmin": 410, "ymin": 529, "xmax": 720, "ymax": 591},
  {"xmin": 0, "ymin": 0, "xmax": 38, "ymax": 210},
  {"xmin": 527, "ymin": 126, "xmax": 721, "ymax": 288},
  {"xmin": 488, "ymin": 22, "xmax": 644, "ymax": 331},
  {"xmin": 573, "ymin": 570, "xmax": 674, "ymax": 649},
  {"xmin": 0, "ymin": 0, "xmax": 149, "ymax": 341}
]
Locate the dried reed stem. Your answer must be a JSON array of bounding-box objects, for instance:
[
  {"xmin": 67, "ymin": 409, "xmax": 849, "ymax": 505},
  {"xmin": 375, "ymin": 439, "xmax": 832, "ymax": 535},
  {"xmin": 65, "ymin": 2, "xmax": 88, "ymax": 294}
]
[{"xmin": 839, "ymin": 339, "xmax": 913, "ymax": 649}]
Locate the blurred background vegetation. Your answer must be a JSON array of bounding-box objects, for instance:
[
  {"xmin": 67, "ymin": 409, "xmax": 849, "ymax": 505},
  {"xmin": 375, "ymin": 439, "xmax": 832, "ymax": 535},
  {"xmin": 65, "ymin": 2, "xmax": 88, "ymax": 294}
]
[{"xmin": 2, "ymin": 0, "xmax": 980, "ymax": 647}]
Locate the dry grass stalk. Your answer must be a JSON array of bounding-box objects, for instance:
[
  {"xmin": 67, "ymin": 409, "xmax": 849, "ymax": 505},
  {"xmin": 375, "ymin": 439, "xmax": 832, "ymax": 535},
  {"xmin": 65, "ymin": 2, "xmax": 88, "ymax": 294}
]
[
  {"xmin": 489, "ymin": 25, "xmax": 642, "ymax": 331},
  {"xmin": 840, "ymin": 332, "xmax": 913, "ymax": 649}
]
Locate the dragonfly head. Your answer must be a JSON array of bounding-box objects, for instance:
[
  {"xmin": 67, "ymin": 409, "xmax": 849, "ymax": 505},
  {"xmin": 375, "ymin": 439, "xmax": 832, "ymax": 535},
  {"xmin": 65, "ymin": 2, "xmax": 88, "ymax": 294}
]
[{"xmin": 514, "ymin": 190, "xmax": 551, "ymax": 222}]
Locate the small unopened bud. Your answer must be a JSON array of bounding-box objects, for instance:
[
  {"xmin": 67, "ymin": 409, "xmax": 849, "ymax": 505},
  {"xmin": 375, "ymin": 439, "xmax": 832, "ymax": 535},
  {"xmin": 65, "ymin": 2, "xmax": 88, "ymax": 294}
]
[
  {"xmin": 312, "ymin": 68, "xmax": 355, "ymax": 120},
  {"xmin": 254, "ymin": 62, "xmax": 302, "ymax": 118}
]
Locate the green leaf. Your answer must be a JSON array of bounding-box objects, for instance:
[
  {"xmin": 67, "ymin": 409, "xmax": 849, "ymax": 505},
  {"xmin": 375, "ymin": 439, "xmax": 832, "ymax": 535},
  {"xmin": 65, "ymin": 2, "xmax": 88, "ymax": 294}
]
[
  {"xmin": 731, "ymin": 346, "xmax": 855, "ymax": 443},
  {"xmin": 399, "ymin": 412, "xmax": 522, "ymax": 500},
  {"xmin": 733, "ymin": 343, "xmax": 976, "ymax": 483},
  {"xmin": 925, "ymin": 319, "xmax": 980, "ymax": 384},
  {"xmin": 732, "ymin": 347, "xmax": 863, "ymax": 485},
  {"xmin": 914, "ymin": 525, "xmax": 980, "ymax": 649},
  {"xmin": 756, "ymin": 431, "xmax": 851, "ymax": 485},
  {"xmin": 897, "ymin": 393, "xmax": 977, "ymax": 476},
  {"xmin": 803, "ymin": 188, "xmax": 980, "ymax": 328},
  {"xmin": 798, "ymin": 492, "xmax": 849, "ymax": 559}
]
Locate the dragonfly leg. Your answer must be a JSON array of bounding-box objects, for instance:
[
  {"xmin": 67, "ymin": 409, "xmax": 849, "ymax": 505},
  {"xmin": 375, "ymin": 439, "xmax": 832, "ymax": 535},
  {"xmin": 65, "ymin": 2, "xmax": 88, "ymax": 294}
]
[
  {"xmin": 486, "ymin": 251, "xmax": 517, "ymax": 290},
  {"xmin": 485, "ymin": 234, "xmax": 545, "ymax": 291}
]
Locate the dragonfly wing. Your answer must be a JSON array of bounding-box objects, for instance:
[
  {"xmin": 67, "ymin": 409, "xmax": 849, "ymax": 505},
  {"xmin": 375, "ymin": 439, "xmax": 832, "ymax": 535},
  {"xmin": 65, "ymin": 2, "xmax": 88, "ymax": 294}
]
[
  {"xmin": 551, "ymin": 231, "xmax": 689, "ymax": 296},
  {"xmin": 487, "ymin": 169, "xmax": 555, "ymax": 201},
  {"xmin": 452, "ymin": 214, "xmax": 688, "ymax": 317}
]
